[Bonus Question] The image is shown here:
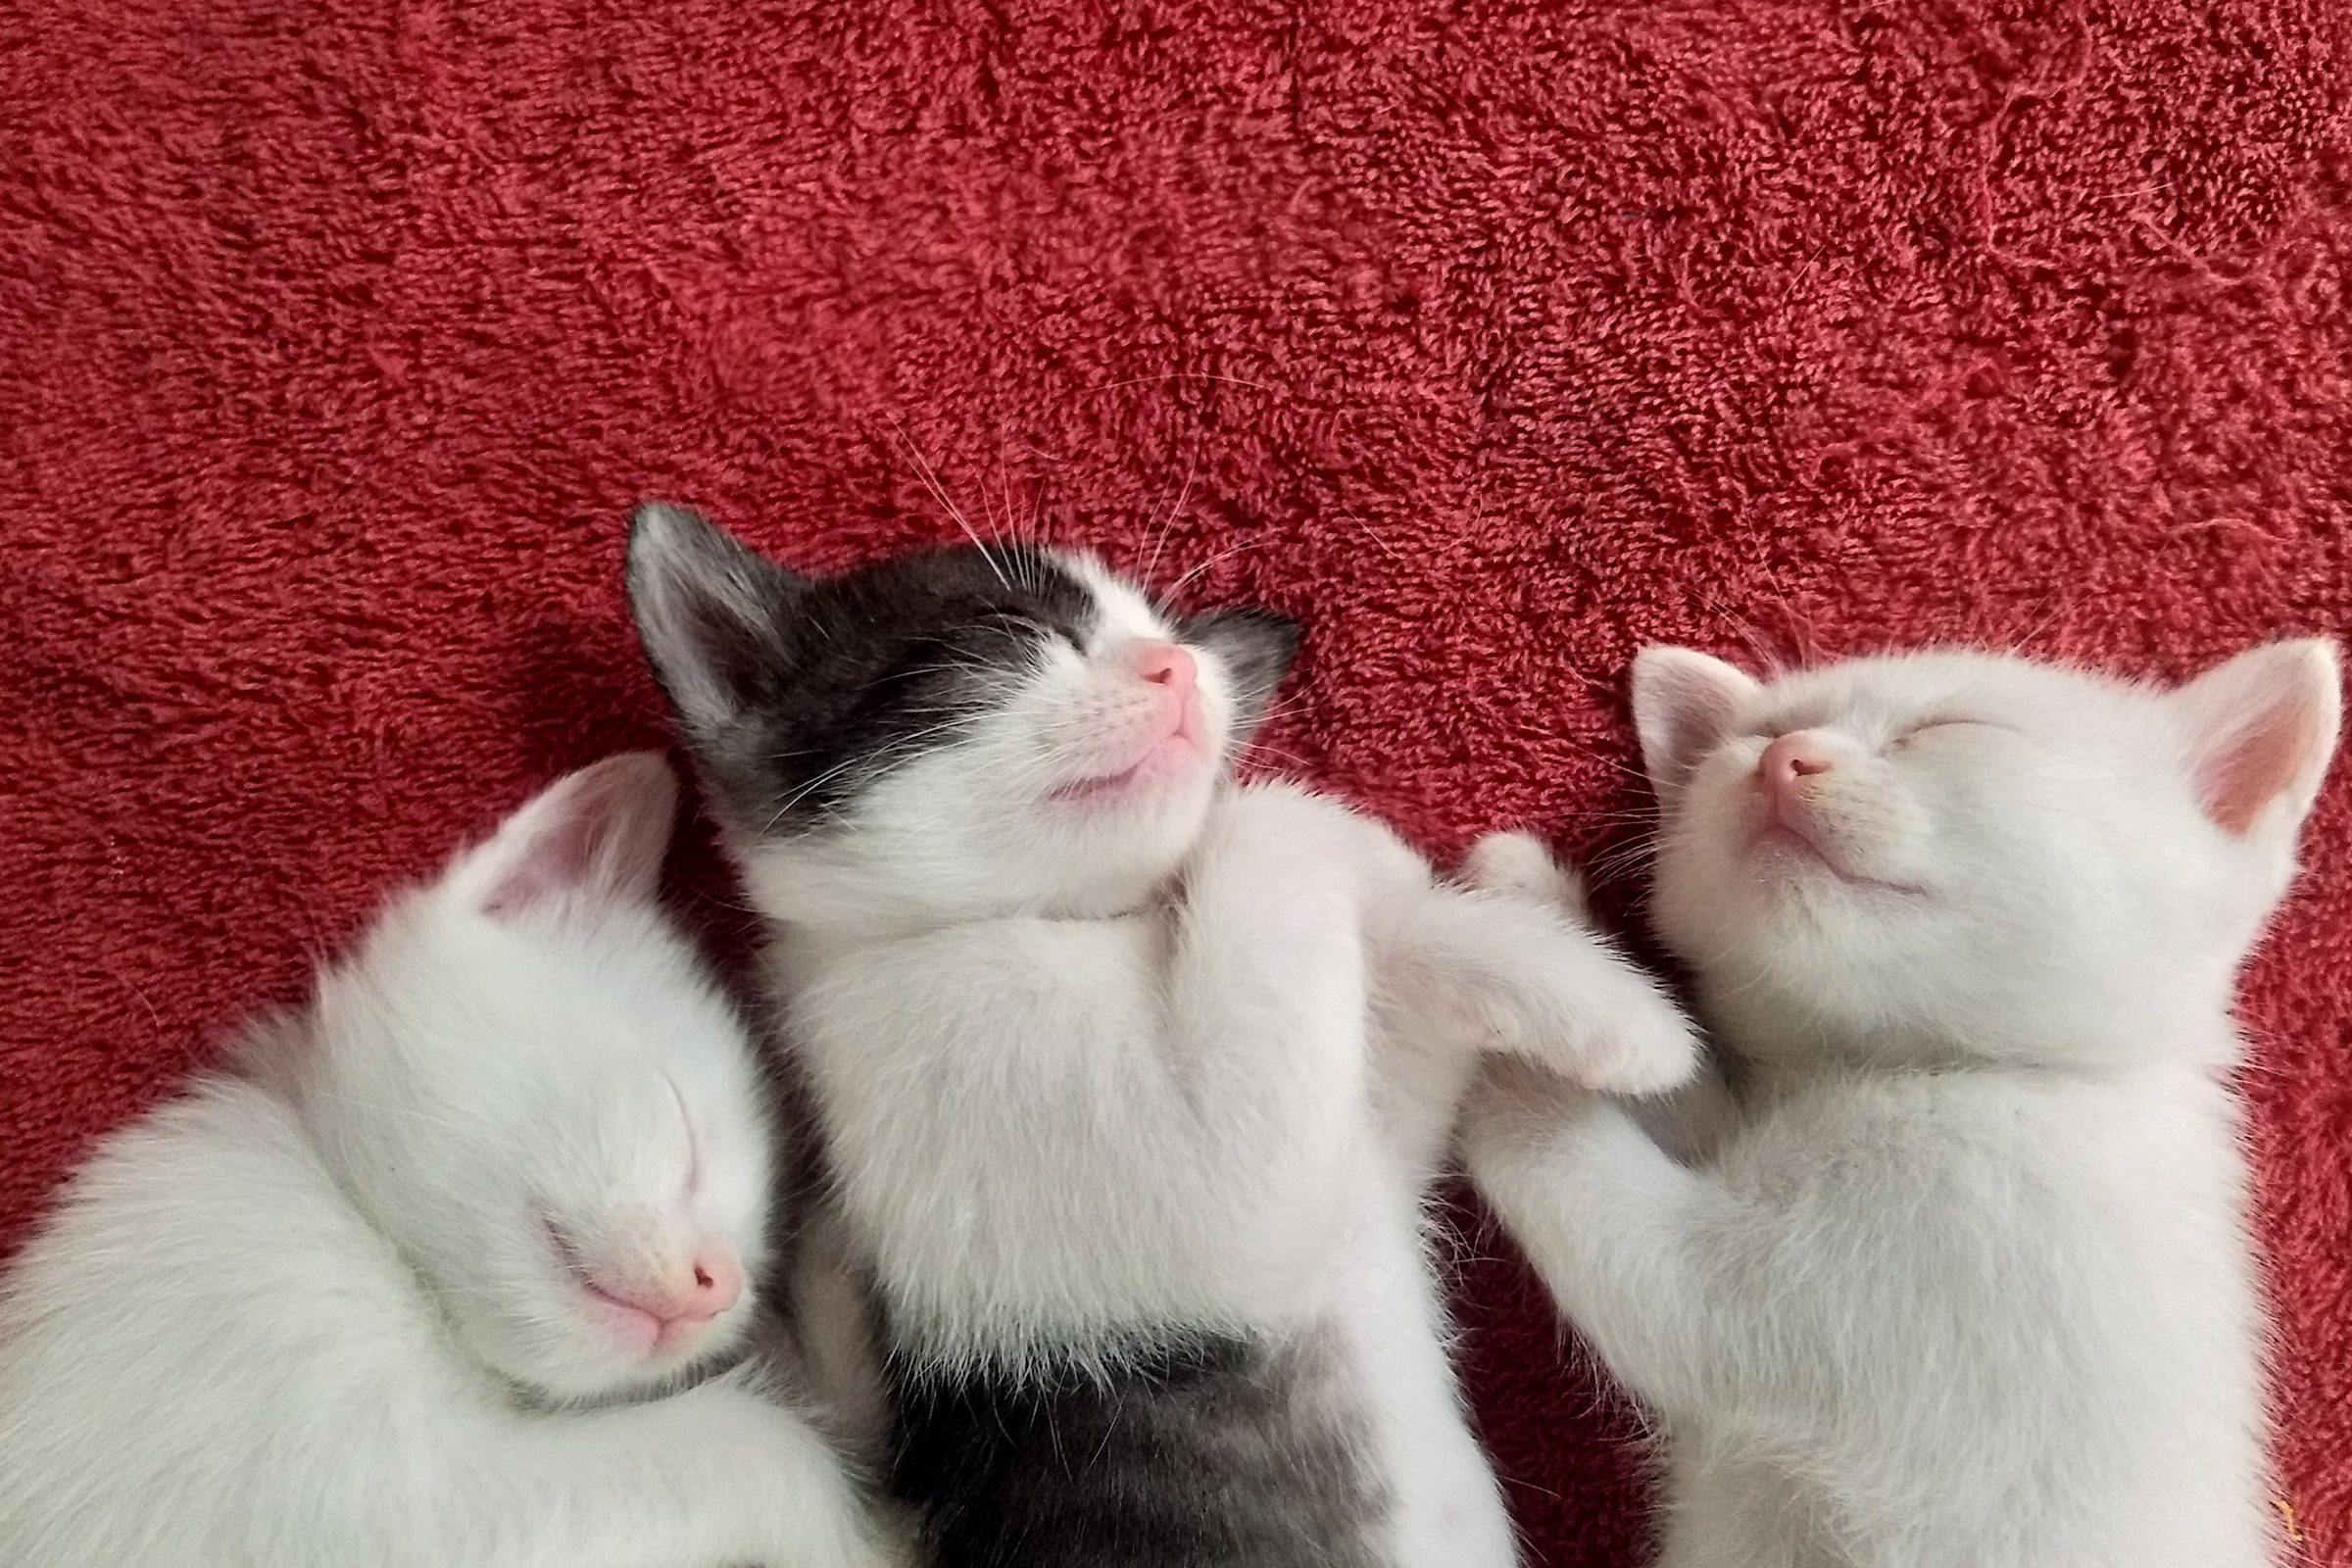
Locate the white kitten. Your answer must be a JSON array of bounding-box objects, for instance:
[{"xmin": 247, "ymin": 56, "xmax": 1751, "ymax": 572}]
[
  {"xmin": 1463, "ymin": 640, "xmax": 2341, "ymax": 1568},
  {"xmin": 0, "ymin": 753, "xmax": 899, "ymax": 1568},
  {"xmin": 626, "ymin": 506, "xmax": 1700, "ymax": 1568}
]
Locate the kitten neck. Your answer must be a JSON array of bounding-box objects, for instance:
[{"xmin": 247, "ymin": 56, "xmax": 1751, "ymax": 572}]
[
  {"xmin": 765, "ymin": 882, "xmax": 1178, "ymax": 960},
  {"xmin": 731, "ymin": 822, "xmax": 1193, "ymax": 941}
]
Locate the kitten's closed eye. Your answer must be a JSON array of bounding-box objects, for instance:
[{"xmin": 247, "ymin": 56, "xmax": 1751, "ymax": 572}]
[
  {"xmin": 662, "ymin": 1072, "xmax": 703, "ymax": 1199},
  {"xmin": 1890, "ymin": 716, "xmax": 2006, "ymax": 747},
  {"xmin": 982, "ymin": 609, "xmax": 1072, "ymax": 646}
]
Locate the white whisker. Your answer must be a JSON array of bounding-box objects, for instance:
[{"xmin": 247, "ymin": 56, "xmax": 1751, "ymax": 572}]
[
  {"xmin": 890, "ymin": 418, "xmax": 1010, "ymax": 592},
  {"xmin": 1161, "ymin": 538, "xmax": 1264, "ymax": 605},
  {"xmin": 1143, "ymin": 453, "xmax": 1199, "ymax": 598}
]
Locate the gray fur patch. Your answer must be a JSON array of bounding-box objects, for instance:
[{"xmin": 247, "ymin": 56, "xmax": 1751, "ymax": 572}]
[{"xmin": 888, "ymin": 1327, "xmax": 1389, "ymax": 1568}]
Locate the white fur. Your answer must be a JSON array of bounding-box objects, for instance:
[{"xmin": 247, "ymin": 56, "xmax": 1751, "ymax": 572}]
[
  {"xmin": 1464, "ymin": 641, "xmax": 2342, "ymax": 1568},
  {"xmin": 0, "ymin": 755, "xmax": 899, "ymax": 1568},
  {"xmin": 718, "ymin": 557, "xmax": 1701, "ymax": 1568}
]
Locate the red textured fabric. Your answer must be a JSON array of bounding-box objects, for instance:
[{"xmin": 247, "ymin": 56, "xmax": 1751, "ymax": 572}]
[{"xmin": 4, "ymin": 2, "xmax": 2349, "ymax": 1561}]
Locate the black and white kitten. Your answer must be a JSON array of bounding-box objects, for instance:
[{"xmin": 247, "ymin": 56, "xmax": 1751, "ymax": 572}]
[{"xmin": 626, "ymin": 505, "xmax": 1699, "ymax": 1568}]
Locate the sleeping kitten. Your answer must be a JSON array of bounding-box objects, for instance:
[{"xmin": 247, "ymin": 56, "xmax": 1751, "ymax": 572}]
[
  {"xmin": 0, "ymin": 754, "xmax": 897, "ymax": 1568},
  {"xmin": 626, "ymin": 504, "xmax": 1699, "ymax": 1568},
  {"xmin": 1463, "ymin": 640, "xmax": 2341, "ymax": 1568}
]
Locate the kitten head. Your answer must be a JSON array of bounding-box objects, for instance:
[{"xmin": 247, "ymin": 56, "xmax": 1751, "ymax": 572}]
[
  {"xmin": 1633, "ymin": 640, "xmax": 2340, "ymax": 1069},
  {"xmin": 287, "ymin": 754, "xmax": 776, "ymax": 1400},
  {"xmin": 625, "ymin": 502, "xmax": 1298, "ymax": 927}
]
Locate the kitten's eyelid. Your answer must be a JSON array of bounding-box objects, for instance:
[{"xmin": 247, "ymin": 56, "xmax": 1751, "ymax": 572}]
[
  {"xmin": 662, "ymin": 1072, "xmax": 702, "ymax": 1197},
  {"xmin": 1886, "ymin": 714, "xmax": 2011, "ymax": 751},
  {"xmin": 983, "ymin": 608, "xmax": 1080, "ymax": 649},
  {"xmin": 981, "ymin": 609, "xmax": 1046, "ymax": 633}
]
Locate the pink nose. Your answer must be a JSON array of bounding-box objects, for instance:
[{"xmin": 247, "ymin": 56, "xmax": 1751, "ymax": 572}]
[
  {"xmin": 1760, "ymin": 732, "xmax": 1837, "ymax": 792},
  {"xmin": 592, "ymin": 1249, "xmax": 744, "ymax": 1331},
  {"xmin": 1131, "ymin": 640, "xmax": 1197, "ymax": 697}
]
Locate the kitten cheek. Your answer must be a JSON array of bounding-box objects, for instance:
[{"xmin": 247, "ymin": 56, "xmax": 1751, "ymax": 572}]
[{"xmin": 1198, "ymin": 682, "xmax": 1239, "ymax": 759}]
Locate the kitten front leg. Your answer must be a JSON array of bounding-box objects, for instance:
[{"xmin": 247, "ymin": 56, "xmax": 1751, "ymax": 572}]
[
  {"xmin": 1473, "ymin": 828, "xmax": 1740, "ymax": 1159},
  {"xmin": 1385, "ymin": 831, "xmax": 1702, "ymax": 1097},
  {"xmin": 1459, "ymin": 1059, "xmax": 1767, "ymax": 1422},
  {"xmin": 458, "ymin": 1374, "xmax": 904, "ymax": 1568}
]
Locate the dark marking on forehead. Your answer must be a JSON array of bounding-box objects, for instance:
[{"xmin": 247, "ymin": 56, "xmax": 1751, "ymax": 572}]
[
  {"xmin": 814, "ymin": 542, "xmax": 1098, "ymax": 651},
  {"xmin": 628, "ymin": 505, "xmax": 1103, "ymax": 837}
]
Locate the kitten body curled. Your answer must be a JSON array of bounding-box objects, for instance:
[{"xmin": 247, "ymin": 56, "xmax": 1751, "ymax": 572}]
[{"xmin": 0, "ymin": 755, "xmax": 899, "ymax": 1568}]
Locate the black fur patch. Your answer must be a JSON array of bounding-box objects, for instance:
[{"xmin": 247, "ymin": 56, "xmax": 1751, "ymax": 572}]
[
  {"xmin": 627, "ymin": 503, "xmax": 1099, "ymax": 834},
  {"xmin": 889, "ymin": 1333, "xmax": 1387, "ymax": 1568},
  {"xmin": 1186, "ymin": 607, "xmax": 1301, "ymax": 733}
]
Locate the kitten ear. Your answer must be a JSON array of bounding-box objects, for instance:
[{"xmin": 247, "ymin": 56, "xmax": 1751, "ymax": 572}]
[
  {"xmin": 2171, "ymin": 638, "xmax": 2341, "ymax": 837},
  {"xmin": 1631, "ymin": 646, "xmax": 1762, "ymax": 792},
  {"xmin": 1186, "ymin": 608, "xmax": 1300, "ymax": 735},
  {"xmin": 458, "ymin": 752, "xmax": 681, "ymax": 918},
  {"xmin": 626, "ymin": 501, "xmax": 808, "ymax": 744}
]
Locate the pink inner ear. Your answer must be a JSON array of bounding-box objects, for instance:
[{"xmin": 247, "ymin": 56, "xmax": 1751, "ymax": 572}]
[
  {"xmin": 476, "ymin": 752, "xmax": 677, "ymax": 918},
  {"xmin": 1635, "ymin": 650, "xmax": 1758, "ymax": 786},
  {"xmin": 482, "ymin": 811, "xmax": 603, "ymax": 917},
  {"xmin": 2199, "ymin": 700, "xmax": 2322, "ymax": 835}
]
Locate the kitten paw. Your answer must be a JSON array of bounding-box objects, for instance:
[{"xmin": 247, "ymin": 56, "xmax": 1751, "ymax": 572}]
[
  {"xmin": 1486, "ymin": 927, "xmax": 1702, "ymax": 1097},
  {"xmin": 1463, "ymin": 830, "xmax": 1589, "ymax": 920},
  {"xmin": 1564, "ymin": 975, "xmax": 1704, "ymax": 1097}
]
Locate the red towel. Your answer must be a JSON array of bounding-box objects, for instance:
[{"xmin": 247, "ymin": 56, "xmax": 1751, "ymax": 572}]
[{"xmin": 4, "ymin": 2, "xmax": 2346, "ymax": 1561}]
